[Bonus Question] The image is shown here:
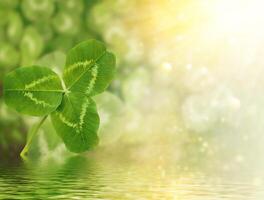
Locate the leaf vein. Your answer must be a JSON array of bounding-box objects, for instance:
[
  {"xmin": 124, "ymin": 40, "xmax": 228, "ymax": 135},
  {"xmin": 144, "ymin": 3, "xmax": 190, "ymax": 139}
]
[
  {"xmin": 6, "ymin": 89, "xmax": 64, "ymax": 92},
  {"xmin": 64, "ymin": 60, "xmax": 93, "ymax": 75},
  {"xmin": 66, "ymin": 50, "xmax": 106, "ymax": 90},
  {"xmin": 57, "ymin": 113, "xmax": 78, "ymax": 128},
  {"xmin": 85, "ymin": 65, "xmax": 98, "ymax": 95},
  {"xmin": 24, "ymin": 92, "xmax": 53, "ymax": 107},
  {"xmin": 79, "ymin": 98, "xmax": 90, "ymax": 131},
  {"xmin": 25, "ymin": 75, "xmax": 57, "ymax": 90}
]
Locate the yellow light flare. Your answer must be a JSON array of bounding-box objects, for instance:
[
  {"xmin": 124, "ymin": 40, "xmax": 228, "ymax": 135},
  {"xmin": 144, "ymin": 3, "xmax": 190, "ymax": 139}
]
[
  {"xmin": 162, "ymin": 62, "xmax": 173, "ymax": 71},
  {"xmin": 209, "ymin": 0, "xmax": 264, "ymax": 35}
]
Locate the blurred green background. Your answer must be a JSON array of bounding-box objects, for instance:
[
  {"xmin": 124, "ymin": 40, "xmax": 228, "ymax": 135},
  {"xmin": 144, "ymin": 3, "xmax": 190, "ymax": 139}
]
[
  {"xmin": 0, "ymin": 0, "xmax": 264, "ymax": 183},
  {"xmin": 1, "ymin": 0, "xmax": 264, "ymax": 199}
]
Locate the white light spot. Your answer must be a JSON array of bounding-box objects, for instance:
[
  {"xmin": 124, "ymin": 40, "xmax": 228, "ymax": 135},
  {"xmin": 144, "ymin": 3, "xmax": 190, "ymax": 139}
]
[
  {"xmin": 228, "ymin": 96, "xmax": 241, "ymax": 110},
  {"xmin": 162, "ymin": 62, "xmax": 172, "ymax": 71},
  {"xmin": 186, "ymin": 64, "xmax": 192, "ymax": 70},
  {"xmin": 235, "ymin": 155, "xmax": 245, "ymax": 163}
]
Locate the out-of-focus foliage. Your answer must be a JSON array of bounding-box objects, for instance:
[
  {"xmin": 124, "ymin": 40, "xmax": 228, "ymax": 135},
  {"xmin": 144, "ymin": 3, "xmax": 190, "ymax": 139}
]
[
  {"xmin": 94, "ymin": 92, "xmax": 125, "ymax": 146},
  {"xmin": 0, "ymin": 0, "xmax": 101, "ymax": 160},
  {"xmin": 0, "ymin": 101, "xmax": 26, "ymax": 159},
  {"xmin": 1, "ymin": 0, "xmax": 263, "ymax": 173}
]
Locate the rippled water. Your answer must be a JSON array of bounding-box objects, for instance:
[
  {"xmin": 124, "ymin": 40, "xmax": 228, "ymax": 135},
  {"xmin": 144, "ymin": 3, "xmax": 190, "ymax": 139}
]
[{"xmin": 0, "ymin": 156, "xmax": 264, "ymax": 200}]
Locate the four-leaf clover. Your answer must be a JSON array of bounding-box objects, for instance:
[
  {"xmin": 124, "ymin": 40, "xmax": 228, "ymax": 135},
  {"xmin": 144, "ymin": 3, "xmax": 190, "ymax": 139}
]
[{"xmin": 4, "ymin": 39, "xmax": 116, "ymax": 154}]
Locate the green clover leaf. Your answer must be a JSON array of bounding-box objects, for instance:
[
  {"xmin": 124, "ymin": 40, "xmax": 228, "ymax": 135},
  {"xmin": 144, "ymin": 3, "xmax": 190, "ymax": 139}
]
[
  {"xmin": 4, "ymin": 66, "xmax": 63, "ymax": 116},
  {"xmin": 51, "ymin": 39, "xmax": 115, "ymax": 153},
  {"xmin": 3, "ymin": 39, "xmax": 116, "ymax": 156}
]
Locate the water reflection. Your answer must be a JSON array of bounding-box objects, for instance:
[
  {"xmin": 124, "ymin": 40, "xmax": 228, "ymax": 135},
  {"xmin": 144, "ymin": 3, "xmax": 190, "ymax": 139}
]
[{"xmin": 0, "ymin": 155, "xmax": 263, "ymax": 199}]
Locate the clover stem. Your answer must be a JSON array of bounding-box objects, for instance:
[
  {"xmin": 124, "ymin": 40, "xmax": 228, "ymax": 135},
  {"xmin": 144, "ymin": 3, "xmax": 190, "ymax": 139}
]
[{"xmin": 20, "ymin": 115, "xmax": 48, "ymax": 160}]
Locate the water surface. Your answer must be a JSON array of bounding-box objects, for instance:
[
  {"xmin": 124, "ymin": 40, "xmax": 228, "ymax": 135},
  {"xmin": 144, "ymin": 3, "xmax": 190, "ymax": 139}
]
[{"xmin": 0, "ymin": 156, "xmax": 263, "ymax": 200}]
